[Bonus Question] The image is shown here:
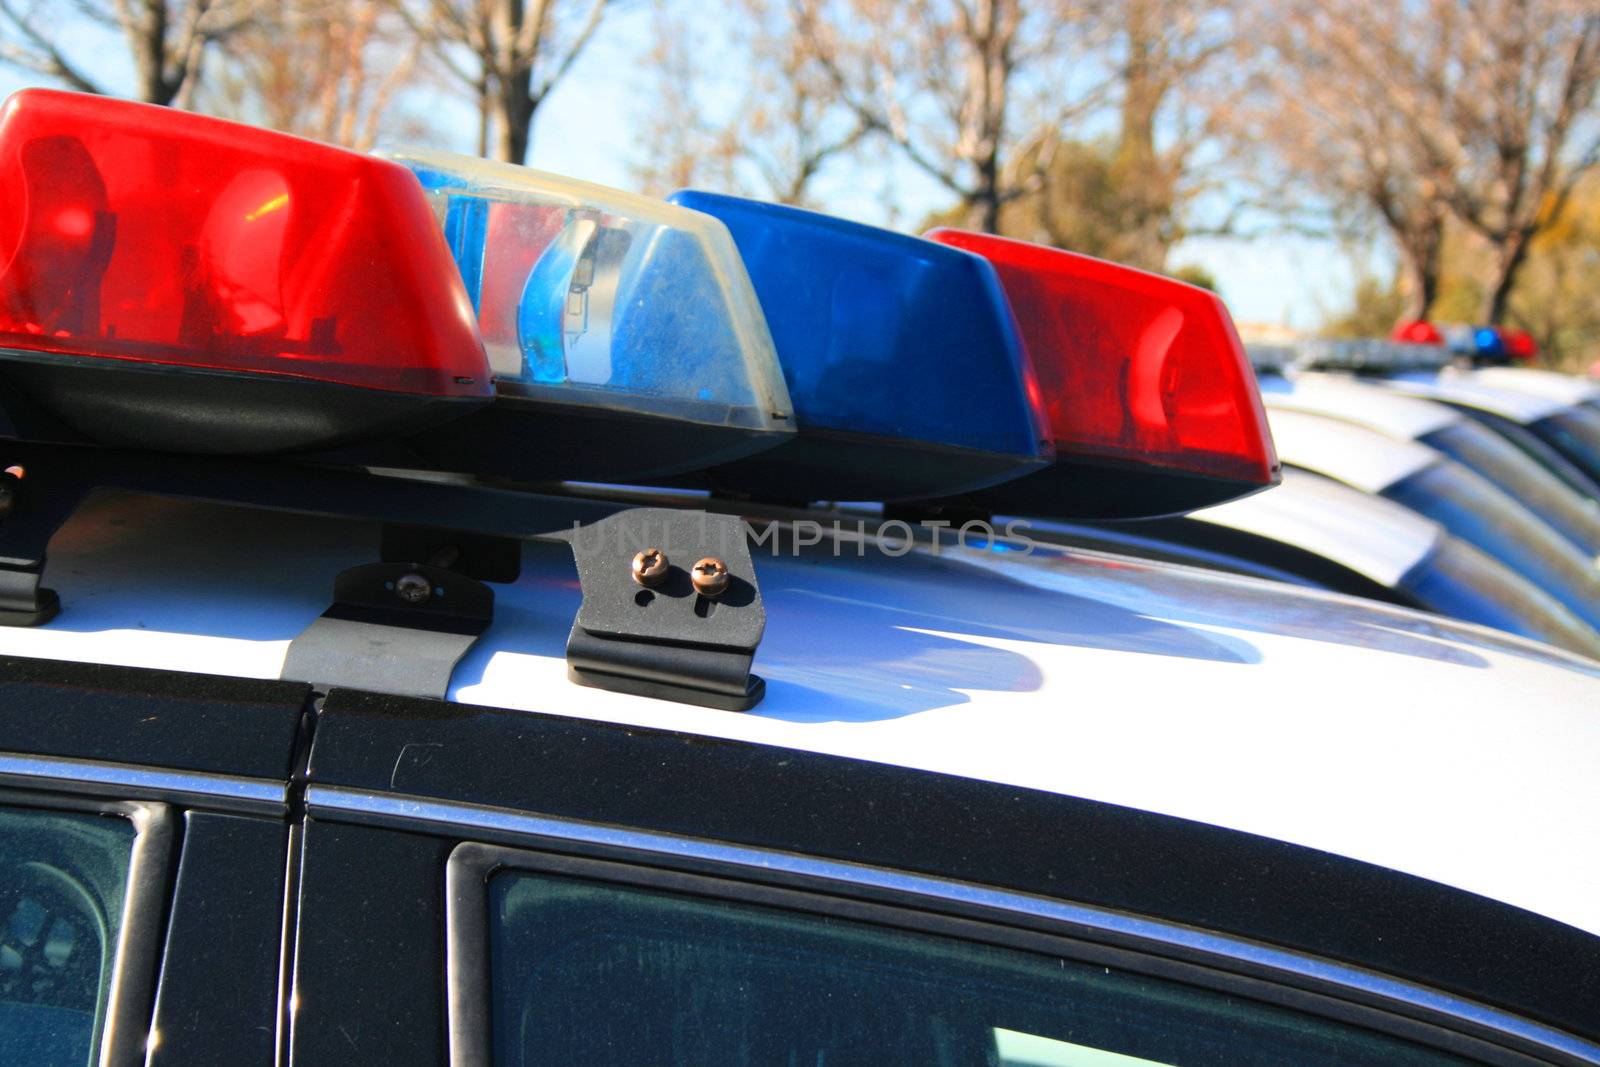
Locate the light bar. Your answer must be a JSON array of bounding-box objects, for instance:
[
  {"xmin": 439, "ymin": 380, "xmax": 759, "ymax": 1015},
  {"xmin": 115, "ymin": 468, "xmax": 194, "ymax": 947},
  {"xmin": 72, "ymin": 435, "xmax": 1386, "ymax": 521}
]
[
  {"xmin": 925, "ymin": 230, "xmax": 1278, "ymax": 518},
  {"xmin": 0, "ymin": 89, "xmax": 490, "ymax": 453},
  {"xmin": 1294, "ymin": 337, "xmax": 1451, "ymax": 373},
  {"xmin": 384, "ymin": 148, "xmax": 794, "ymax": 483},
  {"xmin": 1245, "ymin": 343, "xmax": 1298, "ymax": 374},
  {"xmin": 1393, "ymin": 320, "xmax": 1532, "ymax": 366},
  {"xmin": 665, "ymin": 193, "xmax": 1051, "ymax": 501}
]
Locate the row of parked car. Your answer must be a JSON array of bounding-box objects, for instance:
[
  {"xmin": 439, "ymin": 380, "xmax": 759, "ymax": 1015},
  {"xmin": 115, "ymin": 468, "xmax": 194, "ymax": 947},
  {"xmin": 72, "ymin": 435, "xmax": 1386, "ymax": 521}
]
[{"xmin": 1041, "ymin": 332, "xmax": 1600, "ymax": 659}]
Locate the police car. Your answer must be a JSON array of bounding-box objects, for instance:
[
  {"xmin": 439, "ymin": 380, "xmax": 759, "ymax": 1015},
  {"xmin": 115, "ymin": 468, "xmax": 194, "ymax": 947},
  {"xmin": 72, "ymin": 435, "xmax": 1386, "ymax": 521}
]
[
  {"xmin": 1247, "ymin": 347, "xmax": 1600, "ymax": 559},
  {"xmin": 1260, "ymin": 407, "xmax": 1600, "ymax": 634},
  {"xmin": 1026, "ymin": 466, "xmax": 1600, "ymax": 658},
  {"xmin": 0, "ymin": 90, "xmax": 1597, "ymax": 1067},
  {"xmin": 1370, "ymin": 344, "xmax": 1600, "ymax": 497}
]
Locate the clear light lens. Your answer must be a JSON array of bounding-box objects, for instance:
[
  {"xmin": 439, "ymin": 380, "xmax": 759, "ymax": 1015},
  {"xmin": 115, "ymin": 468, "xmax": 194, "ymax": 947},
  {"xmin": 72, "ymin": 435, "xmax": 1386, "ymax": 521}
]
[{"xmin": 384, "ymin": 148, "xmax": 792, "ymax": 433}]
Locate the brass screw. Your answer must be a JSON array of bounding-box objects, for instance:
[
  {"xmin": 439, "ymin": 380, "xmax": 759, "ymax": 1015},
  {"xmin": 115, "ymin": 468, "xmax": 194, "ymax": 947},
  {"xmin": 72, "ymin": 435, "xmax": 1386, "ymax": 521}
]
[
  {"xmin": 631, "ymin": 548, "xmax": 669, "ymax": 588},
  {"xmin": 690, "ymin": 557, "xmax": 730, "ymax": 597},
  {"xmin": 394, "ymin": 573, "xmax": 433, "ymax": 604}
]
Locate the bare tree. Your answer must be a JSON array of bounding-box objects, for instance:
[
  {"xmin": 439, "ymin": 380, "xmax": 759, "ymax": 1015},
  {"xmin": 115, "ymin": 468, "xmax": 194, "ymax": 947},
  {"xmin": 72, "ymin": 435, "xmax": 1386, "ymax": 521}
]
[
  {"xmin": 0, "ymin": 0, "xmax": 254, "ymax": 105},
  {"xmin": 792, "ymin": 0, "xmax": 1096, "ymax": 232},
  {"xmin": 202, "ymin": 0, "xmax": 430, "ymax": 150},
  {"xmin": 999, "ymin": 0, "xmax": 1238, "ymax": 269},
  {"xmin": 633, "ymin": 0, "xmax": 865, "ymax": 204},
  {"xmin": 1252, "ymin": 0, "xmax": 1600, "ymax": 325},
  {"xmin": 1401, "ymin": 0, "xmax": 1600, "ymax": 323},
  {"xmin": 404, "ymin": 0, "xmax": 610, "ymax": 163},
  {"xmin": 1246, "ymin": 0, "xmax": 1457, "ymax": 320},
  {"xmin": 630, "ymin": 0, "xmax": 743, "ymax": 195}
]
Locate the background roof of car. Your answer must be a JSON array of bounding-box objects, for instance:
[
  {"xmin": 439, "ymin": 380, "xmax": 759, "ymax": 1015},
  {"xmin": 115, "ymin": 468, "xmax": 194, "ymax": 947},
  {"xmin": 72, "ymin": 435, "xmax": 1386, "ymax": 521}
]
[
  {"xmin": 1382, "ymin": 372, "xmax": 1574, "ymax": 421},
  {"xmin": 1261, "ymin": 371, "xmax": 1461, "ymax": 439},
  {"xmin": 1193, "ymin": 467, "xmax": 1440, "ymax": 586},
  {"xmin": 1264, "ymin": 407, "xmax": 1441, "ymax": 492},
  {"xmin": 1470, "ymin": 365, "xmax": 1600, "ymax": 406}
]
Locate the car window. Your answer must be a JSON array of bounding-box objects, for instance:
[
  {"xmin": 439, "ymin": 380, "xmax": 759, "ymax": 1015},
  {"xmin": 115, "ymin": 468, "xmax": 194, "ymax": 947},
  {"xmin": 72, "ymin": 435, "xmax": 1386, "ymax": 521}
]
[
  {"xmin": 1453, "ymin": 407, "xmax": 1600, "ymax": 498},
  {"xmin": 1382, "ymin": 460, "xmax": 1600, "ymax": 630},
  {"xmin": 1420, "ymin": 421, "xmax": 1600, "ymax": 555},
  {"xmin": 481, "ymin": 869, "xmax": 1472, "ymax": 1066},
  {"xmin": 1531, "ymin": 407, "xmax": 1600, "ymax": 488},
  {"xmin": 1398, "ymin": 535, "xmax": 1600, "ymax": 659},
  {"xmin": 0, "ymin": 805, "xmax": 135, "ymax": 1067}
]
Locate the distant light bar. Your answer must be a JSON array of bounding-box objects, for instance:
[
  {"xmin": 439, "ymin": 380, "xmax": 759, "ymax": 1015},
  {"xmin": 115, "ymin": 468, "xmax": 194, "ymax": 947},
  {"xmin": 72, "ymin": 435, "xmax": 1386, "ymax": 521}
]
[
  {"xmin": 665, "ymin": 193, "xmax": 1051, "ymax": 501},
  {"xmin": 0, "ymin": 89, "xmax": 490, "ymax": 453},
  {"xmin": 1245, "ymin": 343, "xmax": 1298, "ymax": 374},
  {"xmin": 385, "ymin": 148, "xmax": 794, "ymax": 482},
  {"xmin": 1294, "ymin": 337, "xmax": 1451, "ymax": 373},
  {"xmin": 925, "ymin": 230, "xmax": 1278, "ymax": 519}
]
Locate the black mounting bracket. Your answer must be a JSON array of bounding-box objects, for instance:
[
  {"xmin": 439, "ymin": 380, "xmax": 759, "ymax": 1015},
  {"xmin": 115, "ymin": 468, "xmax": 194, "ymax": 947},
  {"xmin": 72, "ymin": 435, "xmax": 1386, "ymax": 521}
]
[
  {"xmin": 0, "ymin": 464, "xmax": 87, "ymax": 627},
  {"xmin": 564, "ymin": 507, "xmax": 766, "ymax": 712},
  {"xmin": 281, "ymin": 559, "xmax": 494, "ymax": 701}
]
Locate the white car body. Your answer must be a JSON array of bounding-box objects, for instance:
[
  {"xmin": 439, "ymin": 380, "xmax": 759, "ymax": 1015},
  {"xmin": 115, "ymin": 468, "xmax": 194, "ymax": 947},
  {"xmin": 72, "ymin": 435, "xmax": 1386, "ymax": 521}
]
[
  {"xmin": 1471, "ymin": 366, "xmax": 1600, "ymax": 406},
  {"xmin": 1193, "ymin": 466, "xmax": 1440, "ymax": 586},
  {"xmin": 1259, "ymin": 370, "xmax": 1461, "ymax": 440},
  {"xmin": 6, "ymin": 488, "xmax": 1598, "ymax": 945},
  {"xmin": 1262, "ymin": 406, "xmax": 1439, "ymax": 493}
]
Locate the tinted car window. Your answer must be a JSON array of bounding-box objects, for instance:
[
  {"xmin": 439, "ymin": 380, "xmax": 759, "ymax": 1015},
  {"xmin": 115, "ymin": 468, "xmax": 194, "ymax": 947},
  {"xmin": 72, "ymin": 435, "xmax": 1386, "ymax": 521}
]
[
  {"xmin": 1453, "ymin": 407, "xmax": 1600, "ymax": 498},
  {"xmin": 1531, "ymin": 407, "xmax": 1600, "ymax": 489},
  {"xmin": 1383, "ymin": 461, "xmax": 1600, "ymax": 630},
  {"xmin": 485, "ymin": 870, "xmax": 1471, "ymax": 1066},
  {"xmin": 0, "ymin": 806, "xmax": 134, "ymax": 1067},
  {"xmin": 1421, "ymin": 421, "xmax": 1600, "ymax": 555},
  {"xmin": 1399, "ymin": 536, "xmax": 1600, "ymax": 659}
]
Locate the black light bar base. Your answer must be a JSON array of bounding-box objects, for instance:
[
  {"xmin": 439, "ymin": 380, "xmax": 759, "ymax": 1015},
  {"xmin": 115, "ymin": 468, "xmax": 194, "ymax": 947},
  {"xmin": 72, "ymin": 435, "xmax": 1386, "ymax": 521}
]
[
  {"xmin": 407, "ymin": 393, "xmax": 790, "ymax": 485},
  {"xmin": 0, "ymin": 352, "xmax": 483, "ymax": 454},
  {"xmin": 681, "ymin": 429, "xmax": 1050, "ymax": 504},
  {"xmin": 961, "ymin": 454, "xmax": 1278, "ymax": 522}
]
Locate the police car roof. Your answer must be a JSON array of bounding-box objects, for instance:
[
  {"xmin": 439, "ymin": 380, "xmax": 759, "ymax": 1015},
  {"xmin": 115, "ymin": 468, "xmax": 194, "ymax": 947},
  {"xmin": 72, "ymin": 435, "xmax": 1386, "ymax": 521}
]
[
  {"xmin": 1193, "ymin": 466, "xmax": 1441, "ymax": 586},
  {"xmin": 8, "ymin": 488, "xmax": 1600, "ymax": 941},
  {"xmin": 1470, "ymin": 365, "xmax": 1600, "ymax": 406},
  {"xmin": 1264, "ymin": 407, "xmax": 1441, "ymax": 492},
  {"xmin": 1380, "ymin": 370, "xmax": 1574, "ymax": 422},
  {"xmin": 1259, "ymin": 370, "xmax": 1462, "ymax": 439}
]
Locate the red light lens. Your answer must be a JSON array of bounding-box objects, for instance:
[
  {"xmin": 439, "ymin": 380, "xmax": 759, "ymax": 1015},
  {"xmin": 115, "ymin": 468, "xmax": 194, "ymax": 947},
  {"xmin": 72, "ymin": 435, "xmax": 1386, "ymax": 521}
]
[
  {"xmin": 925, "ymin": 229, "xmax": 1277, "ymax": 485},
  {"xmin": 0, "ymin": 89, "xmax": 487, "ymax": 397},
  {"xmin": 1500, "ymin": 327, "xmax": 1539, "ymax": 360},
  {"xmin": 1391, "ymin": 319, "xmax": 1444, "ymax": 345}
]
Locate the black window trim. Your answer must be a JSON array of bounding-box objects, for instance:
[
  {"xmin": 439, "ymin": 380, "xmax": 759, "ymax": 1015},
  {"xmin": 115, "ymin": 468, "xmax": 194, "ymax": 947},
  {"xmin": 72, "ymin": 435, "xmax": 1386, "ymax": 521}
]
[
  {"xmin": 324, "ymin": 786, "xmax": 1598, "ymax": 1067},
  {"xmin": 0, "ymin": 786, "xmax": 176, "ymax": 1067},
  {"xmin": 0, "ymin": 750, "xmax": 287, "ymax": 815}
]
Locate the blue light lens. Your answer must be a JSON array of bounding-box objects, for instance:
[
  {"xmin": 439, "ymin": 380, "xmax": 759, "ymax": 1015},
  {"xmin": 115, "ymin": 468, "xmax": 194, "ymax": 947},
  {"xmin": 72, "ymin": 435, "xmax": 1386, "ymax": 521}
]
[
  {"xmin": 669, "ymin": 191, "xmax": 1047, "ymax": 458},
  {"xmin": 1474, "ymin": 326, "xmax": 1505, "ymax": 356}
]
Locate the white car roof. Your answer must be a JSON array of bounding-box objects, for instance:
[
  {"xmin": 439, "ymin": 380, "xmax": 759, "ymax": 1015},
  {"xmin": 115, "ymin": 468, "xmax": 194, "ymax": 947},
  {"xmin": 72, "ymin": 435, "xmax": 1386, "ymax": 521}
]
[
  {"xmin": 8, "ymin": 490, "xmax": 1600, "ymax": 939},
  {"xmin": 1380, "ymin": 370, "xmax": 1571, "ymax": 421},
  {"xmin": 1471, "ymin": 366, "xmax": 1600, "ymax": 405},
  {"xmin": 1260, "ymin": 371, "xmax": 1461, "ymax": 439},
  {"xmin": 1193, "ymin": 467, "xmax": 1441, "ymax": 586},
  {"xmin": 1264, "ymin": 407, "xmax": 1440, "ymax": 492}
]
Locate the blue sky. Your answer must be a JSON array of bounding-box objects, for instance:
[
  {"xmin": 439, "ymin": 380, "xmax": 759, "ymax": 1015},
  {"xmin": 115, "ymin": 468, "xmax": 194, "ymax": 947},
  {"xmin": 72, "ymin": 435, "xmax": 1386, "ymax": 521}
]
[{"xmin": 0, "ymin": 4, "xmax": 1364, "ymax": 330}]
